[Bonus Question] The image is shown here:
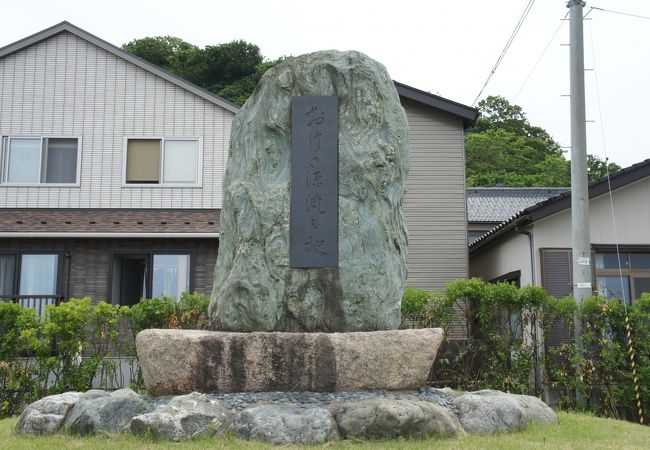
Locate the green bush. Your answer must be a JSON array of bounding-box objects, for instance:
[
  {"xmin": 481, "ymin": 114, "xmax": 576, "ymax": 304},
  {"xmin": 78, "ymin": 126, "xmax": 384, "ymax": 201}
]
[
  {"xmin": 542, "ymin": 294, "xmax": 650, "ymax": 421},
  {"xmin": 438, "ymin": 279, "xmax": 541, "ymax": 393},
  {"xmin": 401, "ymin": 288, "xmax": 432, "ymax": 327},
  {"xmin": 0, "ymin": 293, "xmax": 209, "ymax": 418},
  {"xmin": 126, "ymin": 292, "xmax": 210, "ymax": 333},
  {"xmin": 0, "ymin": 303, "xmax": 41, "ymax": 417}
]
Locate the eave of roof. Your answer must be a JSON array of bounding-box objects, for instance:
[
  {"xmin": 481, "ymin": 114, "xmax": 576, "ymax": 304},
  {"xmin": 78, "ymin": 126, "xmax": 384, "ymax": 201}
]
[
  {"xmin": 469, "ymin": 158, "xmax": 650, "ymax": 254},
  {"xmin": 394, "ymin": 81, "xmax": 479, "ymax": 130},
  {"xmin": 0, "ymin": 21, "xmax": 240, "ymax": 114}
]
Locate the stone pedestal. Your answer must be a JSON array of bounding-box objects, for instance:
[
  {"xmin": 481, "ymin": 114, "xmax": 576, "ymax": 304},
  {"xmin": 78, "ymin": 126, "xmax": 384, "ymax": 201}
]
[{"xmin": 136, "ymin": 328, "xmax": 444, "ymax": 396}]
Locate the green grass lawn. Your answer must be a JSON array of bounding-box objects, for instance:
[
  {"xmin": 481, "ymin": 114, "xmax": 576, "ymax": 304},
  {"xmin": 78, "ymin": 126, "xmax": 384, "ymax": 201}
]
[{"xmin": 1, "ymin": 412, "xmax": 649, "ymax": 449}]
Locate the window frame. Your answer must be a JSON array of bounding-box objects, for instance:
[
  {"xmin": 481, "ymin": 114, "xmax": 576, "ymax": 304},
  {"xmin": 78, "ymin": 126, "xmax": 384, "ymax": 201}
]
[
  {"xmin": 122, "ymin": 137, "xmax": 203, "ymax": 188},
  {"xmin": 108, "ymin": 249, "xmax": 194, "ymax": 306},
  {"xmin": 1, "ymin": 136, "xmax": 82, "ymax": 187},
  {"xmin": 595, "ymin": 249, "xmax": 650, "ymax": 303},
  {"xmin": 0, "ymin": 250, "xmax": 64, "ymax": 298}
]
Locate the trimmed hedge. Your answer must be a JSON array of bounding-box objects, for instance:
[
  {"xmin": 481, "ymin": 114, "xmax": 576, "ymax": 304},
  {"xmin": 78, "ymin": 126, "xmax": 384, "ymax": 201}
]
[
  {"xmin": 403, "ymin": 278, "xmax": 650, "ymax": 423},
  {"xmin": 0, "ymin": 293, "xmax": 209, "ymax": 418}
]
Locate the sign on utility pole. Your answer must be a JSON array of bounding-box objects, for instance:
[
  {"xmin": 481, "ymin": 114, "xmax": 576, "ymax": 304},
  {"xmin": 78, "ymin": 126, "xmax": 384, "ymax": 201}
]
[{"xmin": 567, "ymin": 0, "xmax": 592, "ymax": 404}]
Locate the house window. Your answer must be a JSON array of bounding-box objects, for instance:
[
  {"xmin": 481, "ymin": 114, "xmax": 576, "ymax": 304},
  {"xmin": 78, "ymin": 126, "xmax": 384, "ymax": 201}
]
[
  {"xmin": 0, "ymin": 252, "xmax": 61, "ymax": 315},
  {"xmin": 2, "ymin": 137, "xmax": 79, "ymax": 184},
  {"xmin": 152, "ymin": 254, "xmax": 190, "ymax": 299},
  {"xmin": 111, "ymin": 252, "xmax": 191, "ymax": 306},
  {"xmin": 0, "ymin": 254, "xmax": 15, "ymax": 296},
  {"xmin": 596, "ymin": 251, "xmax": 650, "ymax": 304},
  {"xmin": 125, "ymin": 138, "xmax": 200, "ymax": 185}
]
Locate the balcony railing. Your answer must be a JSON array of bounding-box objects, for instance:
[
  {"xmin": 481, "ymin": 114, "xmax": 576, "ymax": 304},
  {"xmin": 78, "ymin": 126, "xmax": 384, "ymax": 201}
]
[{"xmin": 0, "ymin": 295, "xmax": 65, "ymax": 316}]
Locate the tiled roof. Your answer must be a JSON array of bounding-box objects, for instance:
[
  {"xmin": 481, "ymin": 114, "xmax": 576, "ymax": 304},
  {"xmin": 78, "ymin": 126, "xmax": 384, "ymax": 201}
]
[
  {"xmin": 469, "ymin": 159, "xmax": 650, "ymax": 252},
  {"xmin": 467, "ymin": 187, "xmax": 569, "ymax": 223}
]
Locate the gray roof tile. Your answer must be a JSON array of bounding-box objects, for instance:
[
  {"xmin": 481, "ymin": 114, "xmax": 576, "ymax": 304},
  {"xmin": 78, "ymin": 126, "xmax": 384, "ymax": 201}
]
[{"xmin": 467, "ymin": 187, "xmax": 568, "ymax": 223}]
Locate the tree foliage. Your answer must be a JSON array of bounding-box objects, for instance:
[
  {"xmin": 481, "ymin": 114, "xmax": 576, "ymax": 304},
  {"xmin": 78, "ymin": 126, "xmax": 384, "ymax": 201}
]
[
  {"xmin": 467, "ymin": 96, "xmax": 621, "ymax": 187},
  {"xmin": 122, "ymin": 37, "xmax": 283, "ymax": 106}
]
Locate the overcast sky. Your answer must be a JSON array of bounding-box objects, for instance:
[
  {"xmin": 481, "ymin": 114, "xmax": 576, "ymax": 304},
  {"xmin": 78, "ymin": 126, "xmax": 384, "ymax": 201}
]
[{"xmin": 1, "ymin": 0, "xmax": 648, "ymax": 167}]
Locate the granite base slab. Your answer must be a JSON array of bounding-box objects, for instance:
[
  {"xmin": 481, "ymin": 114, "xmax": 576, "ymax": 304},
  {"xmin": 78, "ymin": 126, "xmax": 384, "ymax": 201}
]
[{"xmin": 136, "ymin": 328, "xmax": 444, "ymax": 396}]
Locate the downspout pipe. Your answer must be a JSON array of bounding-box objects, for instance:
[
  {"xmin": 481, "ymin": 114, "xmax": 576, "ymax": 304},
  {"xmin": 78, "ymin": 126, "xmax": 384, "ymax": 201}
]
[
  {"xmin": 515, "ymin": 226, "xmax": 535, "ymax": 285},
  {"xmin": 515, "ymin": 225, "xmax": 546, "ymax": 402}
]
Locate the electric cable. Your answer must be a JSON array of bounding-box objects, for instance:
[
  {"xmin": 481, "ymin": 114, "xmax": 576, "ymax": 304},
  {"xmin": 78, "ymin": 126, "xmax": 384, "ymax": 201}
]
[
  {"xmin": 472, "ymin": 0, "xmax": 536, "ymax": 106},
  {"xmin": 589, "ymin": 5, "xmax": 650, "ymax": 21},
  {"xmin": 513, "ymin": 11, "xmax": 569, "ymax": 101}
]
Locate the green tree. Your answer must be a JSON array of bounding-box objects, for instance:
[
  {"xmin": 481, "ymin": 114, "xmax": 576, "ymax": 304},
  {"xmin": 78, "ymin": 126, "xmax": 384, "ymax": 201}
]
[
  {"xmin": 122, "ymin": 37, "xmax": 282, "ymax": 106},
  {"xmin": 122, "ymin": 36, "xmax": 205, "ymax": 84},
  {"xmin": 585, "ymin": 154, "xmax": 622, "ymax": 180},
  {"xmin": 467, "ymin": 96, "xmax": 620, "ymax": 187}
]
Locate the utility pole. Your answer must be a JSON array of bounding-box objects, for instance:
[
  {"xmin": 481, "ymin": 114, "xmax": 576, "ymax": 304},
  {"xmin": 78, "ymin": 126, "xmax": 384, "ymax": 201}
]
[{"xmin": 567, "ymin": 0, "xmax": 591, "ymax": 405}]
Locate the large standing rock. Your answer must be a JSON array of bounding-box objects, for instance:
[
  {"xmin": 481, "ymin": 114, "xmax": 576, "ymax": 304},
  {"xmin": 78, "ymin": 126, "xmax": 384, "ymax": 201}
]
[
  {"xmin": 64, "ymin": 388, "xmax": 149, "ymax": 435},
  {"xmin": 210, "ymin": 50, "xmax": 409, "ymax": 332},
  {"xmin": 334, "ymin": 398, "xmax": 462, "ymax": 439},
  {"xmin": 130, "ymin": 392, "xmax": 232, "ymax": 441},
  {"xmin": 136, "ymin": 328, "xmax": 443, "ymax": 395},
  {"xmin": 452, "ymin": 390, "xmax": 557, "ymax": 434},
  {"xmin": 233, "ymin": 404, "xmax": 338, "ymax": 445}
]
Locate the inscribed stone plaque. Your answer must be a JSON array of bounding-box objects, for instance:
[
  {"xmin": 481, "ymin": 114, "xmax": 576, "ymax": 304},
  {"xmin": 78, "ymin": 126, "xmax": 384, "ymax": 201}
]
[{"xmin": 290, "ymin": 96, "xmax": 339, "ymax": 268}]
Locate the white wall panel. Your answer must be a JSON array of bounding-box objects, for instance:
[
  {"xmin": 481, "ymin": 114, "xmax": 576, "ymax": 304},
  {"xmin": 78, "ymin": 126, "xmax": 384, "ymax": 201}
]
[{"xmin": 0, "ymin": 31, "xmax": 232, "ymax": 209}]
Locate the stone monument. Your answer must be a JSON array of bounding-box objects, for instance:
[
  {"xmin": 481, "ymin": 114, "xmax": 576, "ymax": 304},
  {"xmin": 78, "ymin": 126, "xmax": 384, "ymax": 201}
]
[
  {"xmin": 137, "ymin": 50, "xmax": 444, "ymax": 394},
  {"xmin": 209, "ymin": 50, "xmax": 410, "ymax": 332},
  {"xmin": 16, "ymin": 49, "xmax": 560, "ymax": 446}
]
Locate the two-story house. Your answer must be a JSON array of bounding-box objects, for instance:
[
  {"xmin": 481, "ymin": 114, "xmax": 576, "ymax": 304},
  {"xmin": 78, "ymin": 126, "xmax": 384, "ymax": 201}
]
[{"xmin": 0, "ymin": 22, "xmax": 477, "ymax": 316}]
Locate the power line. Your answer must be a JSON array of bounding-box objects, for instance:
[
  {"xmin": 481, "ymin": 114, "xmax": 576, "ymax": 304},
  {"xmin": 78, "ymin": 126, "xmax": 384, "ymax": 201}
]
[
  {"xmin": 513, "ymin": 11, "xmax": 569, "ymax": 101},
  {"xmin": 589, "ymin": 5, "xmax": 650, "ymax": 21},
  {"xmin": 472, "ymin": 0, "xmax": 536, "ymax": 106}
]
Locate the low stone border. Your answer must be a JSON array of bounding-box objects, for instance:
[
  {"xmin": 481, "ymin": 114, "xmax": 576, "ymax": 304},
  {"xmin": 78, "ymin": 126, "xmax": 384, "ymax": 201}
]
[{"xmin": 15, "ymin": 387, "xmax": 558, "ymax": 444}]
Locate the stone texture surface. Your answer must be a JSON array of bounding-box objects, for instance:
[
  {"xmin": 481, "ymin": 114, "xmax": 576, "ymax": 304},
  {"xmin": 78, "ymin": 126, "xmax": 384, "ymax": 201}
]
[
  {"xmin": 513, "ymin": 393, "xmax": 559, "ymax": 424},
  {"xmin": 17, "ymin": 387, "xmax": 558, "ymax": 442},
  {"xmin": 209, "ymin": 50, "xmax": 410, "ymax": 332},
  {"xmin": 136, "ymin": 328, "xmax": 443, "ymax": 395},
  {"xmin": 130, "ymin": 392, "xmax": 232, "ymax": 441},
  {"xmin": 15, "ymin": 392, "xmax": 82, "ymax": 435},
  {"xmin": 334, "ymin": 398, "xmax": 462, "ymax": 439},
  {"xmin": 233, "ymin": 404, "xmax": 338, "ymax": 445},
  {"xmin": 452, "ymin": 390, "xmax": 557, "ymax": 434},
  {"xmin": 64, "ymin": 388, "xmax": 149, "ymax": 435}
]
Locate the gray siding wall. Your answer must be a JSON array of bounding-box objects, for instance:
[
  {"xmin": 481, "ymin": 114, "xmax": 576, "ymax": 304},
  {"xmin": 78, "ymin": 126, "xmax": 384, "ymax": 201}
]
[
  {"xmin": 402, "ymin": 98, "xmax": 468, "ymax": 291},
  {"xmin": 0, "ymin": 31, "xmax": 233, "ymax": 209}
]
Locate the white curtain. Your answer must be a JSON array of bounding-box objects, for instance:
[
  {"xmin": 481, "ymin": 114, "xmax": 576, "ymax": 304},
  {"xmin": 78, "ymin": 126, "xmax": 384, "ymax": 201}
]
[
  {"xmin": 19, "ymin": 254, "xmax": 58, "ymax": 295},
  {"xmin": 163, "ymin": 140, "xmax": 198, "ymax": 183},
  {"xmin": 7, "ymin": 138, "xmax": 41, "ymax": 182},
  {"xmin": 152, "ymin": 255, "xmax": 189, "ymax": 298}
]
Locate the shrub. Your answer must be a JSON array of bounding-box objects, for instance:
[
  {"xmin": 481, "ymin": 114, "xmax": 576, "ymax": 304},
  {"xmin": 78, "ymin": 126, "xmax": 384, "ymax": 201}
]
[
  {"xmin": 401, "ymin": 287, "xmax": 432, "ymax": 327},
  {"xmin": 0, "ymin": 293, "xmax": 209, "ymax": 417},
  {"xmin": 0, "ymin": 303, "xmax": 41, "ymax": 417},
  {"xmin": 126, "ymin": 292, "xmax": 210, "ymax": 333}
]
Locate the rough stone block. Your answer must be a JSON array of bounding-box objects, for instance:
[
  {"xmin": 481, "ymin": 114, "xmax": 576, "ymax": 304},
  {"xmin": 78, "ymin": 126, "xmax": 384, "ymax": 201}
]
[
  {"xmin": 234, "ymin": 404, "xmax": 338, "ymax": 445},
  {"xmin": 64, "ymin": 389, "xmax": 149, "ymax": 435},
  {"xmin": 334, "ymin": 398, "xmax": 463, "ymax": 439},
  {"xmin": 452, "ymin": 390, "xmax": 557, "ymax": 434},
  {"xmin": 130, "ymin": 392, "xmax": 232, "ymax": 441},
  {"xmin": 209, "ymin": 50, "xmax": 410, "ymax": 332},
  {"xmin": 136, "ymin": 328, "xmax": 443, "ymax": 395}
]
